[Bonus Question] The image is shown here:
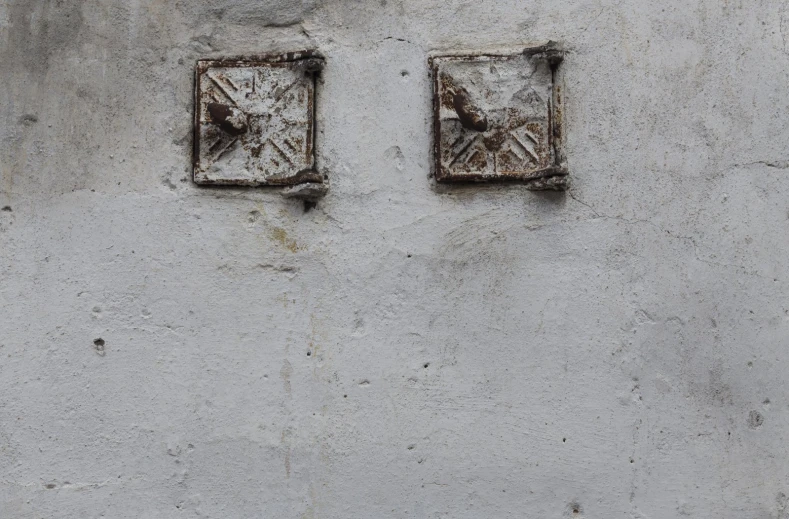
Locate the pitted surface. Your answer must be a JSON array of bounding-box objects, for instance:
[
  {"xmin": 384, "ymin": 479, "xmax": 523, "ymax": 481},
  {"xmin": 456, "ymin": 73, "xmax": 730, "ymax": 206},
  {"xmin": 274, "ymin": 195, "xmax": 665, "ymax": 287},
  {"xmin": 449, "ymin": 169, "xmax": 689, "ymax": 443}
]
[{"xmin": 3, "ymin": 1, "xmax": 789, "ymax": 518}]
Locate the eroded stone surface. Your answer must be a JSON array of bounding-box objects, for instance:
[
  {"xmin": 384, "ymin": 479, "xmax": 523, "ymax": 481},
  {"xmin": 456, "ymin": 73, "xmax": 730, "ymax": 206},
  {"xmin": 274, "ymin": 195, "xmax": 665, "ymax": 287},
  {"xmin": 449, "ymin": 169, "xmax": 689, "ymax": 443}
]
[
  {"xmin": 431, "ymin": 49, "xmax": 567, "ymax": 188},
  {"xmin": 194, "ymin": 54, "xmax": 322, "ymax": 186}
]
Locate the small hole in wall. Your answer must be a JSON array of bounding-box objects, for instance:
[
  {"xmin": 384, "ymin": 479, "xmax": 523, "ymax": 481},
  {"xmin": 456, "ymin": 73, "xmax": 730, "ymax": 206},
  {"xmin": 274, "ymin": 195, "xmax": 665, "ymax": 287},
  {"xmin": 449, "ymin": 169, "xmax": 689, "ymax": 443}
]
[
  {"xmin": 93, "ymin": 338, "xmax": 106, "ymax": 356},
  {"xmin": 343, "ymin": 394, "xmax": 347, "ymax": 398},
  {"xmin": 1, "ymin": 206, "xmax": 11, "ymax": 212},
  {"xmin": 306, "ymin": 351, "xmax": 311, "ymax": 357},
  {"xmin": 423, "ymin": 363, "xmax": 429, "ymax": 368},
  {"xmin": 562, "ymin": 438, "xmax": 566, "ymax": 443}
]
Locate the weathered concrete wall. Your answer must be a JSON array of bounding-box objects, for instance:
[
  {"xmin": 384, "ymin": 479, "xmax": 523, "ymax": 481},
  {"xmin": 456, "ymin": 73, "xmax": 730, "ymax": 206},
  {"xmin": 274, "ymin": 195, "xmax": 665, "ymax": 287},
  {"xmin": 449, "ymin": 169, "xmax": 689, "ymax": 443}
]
[{"xmin": 2, "ymin": 0, "xmax": 789, "ymax": 517}]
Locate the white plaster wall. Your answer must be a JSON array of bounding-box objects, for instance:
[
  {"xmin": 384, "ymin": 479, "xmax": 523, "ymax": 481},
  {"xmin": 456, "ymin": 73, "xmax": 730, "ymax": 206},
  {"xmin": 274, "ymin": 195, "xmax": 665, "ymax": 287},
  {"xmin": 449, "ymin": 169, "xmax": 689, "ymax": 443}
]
[{"xmin": 2, "ymin": 1, "xmax": 789, "ymax": 517}]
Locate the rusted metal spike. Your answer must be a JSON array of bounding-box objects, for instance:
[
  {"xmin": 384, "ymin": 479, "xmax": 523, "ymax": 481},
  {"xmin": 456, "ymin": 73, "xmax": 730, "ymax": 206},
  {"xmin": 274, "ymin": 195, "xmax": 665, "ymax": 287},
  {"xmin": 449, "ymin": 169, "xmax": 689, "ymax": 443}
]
[
  {"xmin": 207, "ymin": 102, "xmax": 248, "ymax": 137},
  {"xmin": 452, "ymin": 89, "xmax": 488, "ymax": 132}
]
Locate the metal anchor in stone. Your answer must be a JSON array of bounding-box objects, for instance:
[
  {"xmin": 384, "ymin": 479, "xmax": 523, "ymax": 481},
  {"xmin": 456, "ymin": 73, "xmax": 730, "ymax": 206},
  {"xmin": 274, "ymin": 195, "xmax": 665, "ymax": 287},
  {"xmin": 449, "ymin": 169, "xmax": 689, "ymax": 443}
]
[
  {"xmin": 442, "ymin": 74, "xmax": 489, "ymax": 133},
  {"xmin": 206, "ymin": 102, "xmax": 249, "ymax": 137},
  {"xmin": 452, "ymin": 87, "xmax": 489, "ymax": 133}
]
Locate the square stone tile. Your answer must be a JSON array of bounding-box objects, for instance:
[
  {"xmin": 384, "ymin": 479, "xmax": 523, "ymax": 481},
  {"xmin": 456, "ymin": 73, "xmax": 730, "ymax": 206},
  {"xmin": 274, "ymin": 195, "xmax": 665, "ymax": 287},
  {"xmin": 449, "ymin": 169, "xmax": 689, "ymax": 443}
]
[
  {"xmin": 430, "ymin": 44, "xmax": 567, "ymax": 189},
  {"xmin": 193, "ymin": 52, "xmax": 323, "ymax": 186}
]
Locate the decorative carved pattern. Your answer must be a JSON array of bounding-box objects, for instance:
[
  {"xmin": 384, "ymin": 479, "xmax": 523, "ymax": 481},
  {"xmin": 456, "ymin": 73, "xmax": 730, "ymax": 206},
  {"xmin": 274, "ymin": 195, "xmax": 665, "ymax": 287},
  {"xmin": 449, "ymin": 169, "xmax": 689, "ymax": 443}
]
[
  {"xmin": 194, "ymin": 53, "xmax": 323, "ymax": 186},
  {"xmin": 430, "ymin": 48, "xmax": 567, "ymax": 189}
]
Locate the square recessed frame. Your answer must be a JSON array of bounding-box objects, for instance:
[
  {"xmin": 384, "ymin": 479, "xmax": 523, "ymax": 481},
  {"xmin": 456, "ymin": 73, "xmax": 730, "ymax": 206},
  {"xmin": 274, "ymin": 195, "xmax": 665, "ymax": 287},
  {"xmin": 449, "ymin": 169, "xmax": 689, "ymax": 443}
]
[
  {"xmin": 193, "ymin": 51, "xmax": 324, "ymax": 186},
  {"xmin": 430, "ymin": 43, "xmax": 568, "ymax": 190}
]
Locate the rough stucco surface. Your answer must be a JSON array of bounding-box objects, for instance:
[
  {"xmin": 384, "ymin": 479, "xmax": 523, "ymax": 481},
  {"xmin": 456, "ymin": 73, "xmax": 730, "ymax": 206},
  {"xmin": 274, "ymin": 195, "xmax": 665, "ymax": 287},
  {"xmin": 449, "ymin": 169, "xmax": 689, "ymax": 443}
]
[{"xmin": 2, "ymin": 0, "xmax": 789, "ymax": 517}]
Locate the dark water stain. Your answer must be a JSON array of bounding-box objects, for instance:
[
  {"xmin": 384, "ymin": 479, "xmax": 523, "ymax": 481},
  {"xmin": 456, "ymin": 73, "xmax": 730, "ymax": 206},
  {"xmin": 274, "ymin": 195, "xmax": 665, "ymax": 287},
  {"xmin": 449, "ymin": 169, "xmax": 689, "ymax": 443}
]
[
  {"xmin": 4, "ymin": 0, "xmax": 85, "ymax": 77},
  {"xmin": 178, "ymin": 0, "xmax": 318, "ymax": 27}
]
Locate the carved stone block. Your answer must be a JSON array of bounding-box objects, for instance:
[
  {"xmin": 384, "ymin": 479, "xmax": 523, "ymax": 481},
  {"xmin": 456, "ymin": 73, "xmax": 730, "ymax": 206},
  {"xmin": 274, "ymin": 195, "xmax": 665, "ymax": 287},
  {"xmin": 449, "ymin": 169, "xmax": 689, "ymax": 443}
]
[
  {"xmin": 430, "ymin": 44, "xmax": 567, "ymax": 189},
  {"xmin": 193, "ymin": 52, "xmax": 323, "ymax": 186}
]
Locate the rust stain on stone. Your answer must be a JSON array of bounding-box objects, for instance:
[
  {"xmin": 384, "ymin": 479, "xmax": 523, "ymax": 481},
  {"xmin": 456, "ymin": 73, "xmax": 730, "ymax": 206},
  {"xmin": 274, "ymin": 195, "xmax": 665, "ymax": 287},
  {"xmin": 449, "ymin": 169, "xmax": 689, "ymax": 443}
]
[{"xmin": 270, "ymin": 227, "xmax": 300, "ymax": 253}]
